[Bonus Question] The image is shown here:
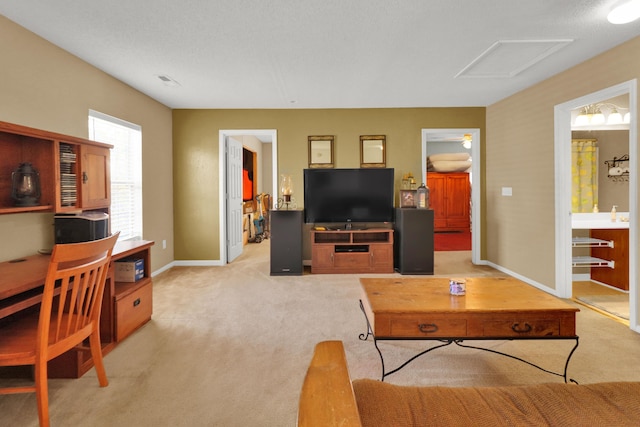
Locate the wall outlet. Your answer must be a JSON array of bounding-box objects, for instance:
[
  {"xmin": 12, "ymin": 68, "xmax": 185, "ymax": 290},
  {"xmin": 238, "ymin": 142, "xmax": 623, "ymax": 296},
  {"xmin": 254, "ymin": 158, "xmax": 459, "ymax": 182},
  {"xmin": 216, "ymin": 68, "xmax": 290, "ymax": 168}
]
[
  {"xmin": 162, "ymin": 239, "xmax": 167, "ymax": 249},
  {"xmin": 501, "ymin": 187, "xmax": 513, "ymax": 196}
]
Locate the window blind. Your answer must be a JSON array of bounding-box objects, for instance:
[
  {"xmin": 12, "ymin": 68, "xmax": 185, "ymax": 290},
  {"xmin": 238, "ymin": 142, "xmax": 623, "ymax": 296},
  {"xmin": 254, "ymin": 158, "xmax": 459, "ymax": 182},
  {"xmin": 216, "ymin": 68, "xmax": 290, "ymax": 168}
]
[{"xmin": 88, "ymin": 110, "xmax": 142, "ymax": 241}]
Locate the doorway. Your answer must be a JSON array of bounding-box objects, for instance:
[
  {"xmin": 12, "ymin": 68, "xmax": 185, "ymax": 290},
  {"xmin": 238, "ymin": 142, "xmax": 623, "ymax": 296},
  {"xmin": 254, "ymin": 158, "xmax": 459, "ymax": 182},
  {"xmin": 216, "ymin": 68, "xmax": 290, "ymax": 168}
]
[
  {"xmin": 219, "ymin": 129, "xmax": 278, "ymax": 265},
  {"xmin": 422, "ymin": 128, "xmax": 481, "ymax": 264},
  {"xmin": 554, "ymin": 80, "xmax": 638, "ymax": 331}
]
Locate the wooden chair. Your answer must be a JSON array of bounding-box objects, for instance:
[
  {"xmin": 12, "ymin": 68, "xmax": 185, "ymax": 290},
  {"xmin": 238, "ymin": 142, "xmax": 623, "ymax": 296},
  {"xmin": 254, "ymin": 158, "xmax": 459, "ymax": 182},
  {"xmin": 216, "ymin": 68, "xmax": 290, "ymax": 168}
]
[{"xmin": 0, "ymin": 233, "xmax": 119, "ymax": 427}]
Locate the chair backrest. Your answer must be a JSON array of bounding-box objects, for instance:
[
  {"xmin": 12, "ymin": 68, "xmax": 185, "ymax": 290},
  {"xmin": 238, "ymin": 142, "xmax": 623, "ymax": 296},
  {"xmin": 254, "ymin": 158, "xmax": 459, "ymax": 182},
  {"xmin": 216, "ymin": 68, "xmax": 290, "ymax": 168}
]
[{"xmin": 37, "ymin": 233, "xmax": 119, "ymax": 359}]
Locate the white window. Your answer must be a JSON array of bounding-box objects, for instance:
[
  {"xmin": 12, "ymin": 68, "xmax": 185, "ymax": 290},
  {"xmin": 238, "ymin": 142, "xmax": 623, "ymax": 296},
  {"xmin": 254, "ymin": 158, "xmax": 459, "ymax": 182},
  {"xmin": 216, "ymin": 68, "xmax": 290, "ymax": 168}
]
[{"xmin": 88, "ymin": 110, "xmax": 142, "ymax": 241}]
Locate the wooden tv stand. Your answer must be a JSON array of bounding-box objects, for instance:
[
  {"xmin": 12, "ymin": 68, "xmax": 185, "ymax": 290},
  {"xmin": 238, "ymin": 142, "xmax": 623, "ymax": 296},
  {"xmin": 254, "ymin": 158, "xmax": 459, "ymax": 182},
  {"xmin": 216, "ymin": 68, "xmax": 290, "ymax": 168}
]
[{"xmin": 311, "ymin": 229, "xmax": 394, "ymax": 274}]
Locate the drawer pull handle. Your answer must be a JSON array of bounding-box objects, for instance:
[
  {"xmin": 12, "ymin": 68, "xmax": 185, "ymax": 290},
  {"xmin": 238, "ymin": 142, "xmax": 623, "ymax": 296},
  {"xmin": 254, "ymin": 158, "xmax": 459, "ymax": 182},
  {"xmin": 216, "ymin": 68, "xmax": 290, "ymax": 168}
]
[
  {"xmin": 418, "ymin": 323, "xmax": 439, "ymax": 333},
  {"xmin": 133, "ymin": 298, "xmax": 141, "ymax": 307},
  {"xmin": 511, "ymin": 322, "xmax": 532, "ymax": 333}
]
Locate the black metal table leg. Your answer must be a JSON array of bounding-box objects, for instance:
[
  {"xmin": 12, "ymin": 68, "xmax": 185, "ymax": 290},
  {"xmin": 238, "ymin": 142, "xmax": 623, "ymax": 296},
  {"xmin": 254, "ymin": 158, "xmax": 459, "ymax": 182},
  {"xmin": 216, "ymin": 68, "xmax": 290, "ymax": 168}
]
[{"xmin": 359, "ymin": 299, "xmax": 580, "ymax": 383}]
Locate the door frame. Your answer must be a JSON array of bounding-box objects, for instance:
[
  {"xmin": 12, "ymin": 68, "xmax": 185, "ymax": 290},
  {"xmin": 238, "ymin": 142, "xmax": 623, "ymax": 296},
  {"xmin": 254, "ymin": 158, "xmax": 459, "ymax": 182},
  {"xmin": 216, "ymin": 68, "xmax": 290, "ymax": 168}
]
[
  {"xmin": 219, "ymin": 129, "xmax": 278, "ymax": 265},
  {"xmin": 421, "ymin": 128, "xmax": 481, "ymax": 264},
  {"xmin": 553, "ymin": 80, "xmax": 638, "ymax": 331}
]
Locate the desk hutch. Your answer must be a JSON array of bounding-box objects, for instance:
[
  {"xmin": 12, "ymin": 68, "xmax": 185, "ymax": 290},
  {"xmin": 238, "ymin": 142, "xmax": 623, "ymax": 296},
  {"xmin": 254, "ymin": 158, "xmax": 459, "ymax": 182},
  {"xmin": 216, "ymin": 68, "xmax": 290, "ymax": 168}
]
[{"xmin": 0, "ymin": 120, "xmax": 154, "ymax": 378}]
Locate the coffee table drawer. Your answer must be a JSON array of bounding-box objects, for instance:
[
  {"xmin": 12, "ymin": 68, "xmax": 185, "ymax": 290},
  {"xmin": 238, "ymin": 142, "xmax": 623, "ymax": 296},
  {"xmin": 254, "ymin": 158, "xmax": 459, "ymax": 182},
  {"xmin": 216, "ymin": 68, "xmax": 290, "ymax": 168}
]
[
  {"xmin": 390, "ymin": 317, "xmax": 467, "ymax": 337},
  {"xmin": 482, "ymin": 319, "xmax": 560, "ymax": 337}
]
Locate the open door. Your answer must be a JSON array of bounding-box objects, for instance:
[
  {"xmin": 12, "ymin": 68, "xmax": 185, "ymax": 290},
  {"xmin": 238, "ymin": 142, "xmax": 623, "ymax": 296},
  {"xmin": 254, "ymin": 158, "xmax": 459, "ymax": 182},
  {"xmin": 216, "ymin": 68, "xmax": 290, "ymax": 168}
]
[
  {"xmin": 226, "ymin": 136, "xmax": 243, "ymax": 262},
  {"xmin": 422, "ymin": 128, "xmax": 481, "ymax": 263}
]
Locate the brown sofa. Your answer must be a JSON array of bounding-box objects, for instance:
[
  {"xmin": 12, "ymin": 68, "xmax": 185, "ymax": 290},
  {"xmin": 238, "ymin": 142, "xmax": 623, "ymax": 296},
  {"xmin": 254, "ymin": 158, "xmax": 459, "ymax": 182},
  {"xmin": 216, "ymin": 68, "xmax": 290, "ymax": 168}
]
[{"xmin": 297, "ymin": 341, "xmax": 640, "ymax": 426}]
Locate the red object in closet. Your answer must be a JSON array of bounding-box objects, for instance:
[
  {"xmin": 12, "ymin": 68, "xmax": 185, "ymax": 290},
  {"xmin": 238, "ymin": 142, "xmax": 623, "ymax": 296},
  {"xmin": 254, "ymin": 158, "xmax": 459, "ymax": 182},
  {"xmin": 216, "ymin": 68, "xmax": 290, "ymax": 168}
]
[{"xmin": 243, "ymin": 169, "xmax": 253, "ymax": 201}]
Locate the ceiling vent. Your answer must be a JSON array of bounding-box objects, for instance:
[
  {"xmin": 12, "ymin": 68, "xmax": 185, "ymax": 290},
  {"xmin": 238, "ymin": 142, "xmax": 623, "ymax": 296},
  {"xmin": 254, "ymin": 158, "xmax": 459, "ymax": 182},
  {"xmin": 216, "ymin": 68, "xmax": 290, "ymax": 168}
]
[
  {"xmin": 456, "ymin": 39, "xmax": 573, "ymax": 79},
  {"xmin": 157, "ymin": 74, "xmax": 180, "ymax": 87}
]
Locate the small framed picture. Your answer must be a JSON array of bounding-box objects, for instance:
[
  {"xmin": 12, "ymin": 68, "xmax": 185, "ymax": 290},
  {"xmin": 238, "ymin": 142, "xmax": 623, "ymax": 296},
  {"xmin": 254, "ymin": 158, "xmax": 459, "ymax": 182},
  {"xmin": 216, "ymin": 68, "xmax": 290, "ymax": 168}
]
[
  {"xmin": 308, "ymin": 135, "xmax": 334, "ymax": 168},
  {"xmin": 360, "ymin": 135, "xmax": 386, "ymax": 168},
  {"xmin": 399, "ymin": 190, "xmax": 416, "ymax": 208}
]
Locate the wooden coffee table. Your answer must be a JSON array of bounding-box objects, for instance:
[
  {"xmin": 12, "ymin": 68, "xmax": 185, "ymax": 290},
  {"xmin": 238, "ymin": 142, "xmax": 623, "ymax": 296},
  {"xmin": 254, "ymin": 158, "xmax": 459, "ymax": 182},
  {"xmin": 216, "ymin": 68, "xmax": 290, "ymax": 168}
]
[{"xmin": 359, "ymin": 277, "xmax": 580, "ymax": 382}]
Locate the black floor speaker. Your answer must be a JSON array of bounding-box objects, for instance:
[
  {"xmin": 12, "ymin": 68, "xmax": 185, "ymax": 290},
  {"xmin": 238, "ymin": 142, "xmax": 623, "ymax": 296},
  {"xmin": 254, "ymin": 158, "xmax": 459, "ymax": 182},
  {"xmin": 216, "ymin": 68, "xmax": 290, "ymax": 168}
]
[
  {"xmin": 394, "ymin": 208, "xmax": 434, "ymax": 275},
  {"xmin": 270, "ymin": 210, "xmax": 303, "ymax": 275}
]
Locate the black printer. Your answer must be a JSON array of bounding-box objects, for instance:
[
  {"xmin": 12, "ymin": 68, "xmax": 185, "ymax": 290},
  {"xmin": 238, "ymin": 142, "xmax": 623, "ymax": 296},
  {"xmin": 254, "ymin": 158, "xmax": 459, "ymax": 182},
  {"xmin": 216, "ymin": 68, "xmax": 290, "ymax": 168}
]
[{"xmin": 54, "ymin": 212, "xmax": 109, "ymax": 244}]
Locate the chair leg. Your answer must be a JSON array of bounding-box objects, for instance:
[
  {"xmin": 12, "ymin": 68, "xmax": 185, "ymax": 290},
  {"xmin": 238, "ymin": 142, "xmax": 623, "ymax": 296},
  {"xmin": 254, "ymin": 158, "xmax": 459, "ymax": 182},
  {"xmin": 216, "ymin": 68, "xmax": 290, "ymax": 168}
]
[
  {"xmin": 34, "ymin": 358, "xmax": 50, "ymax": 427},
  {"xmin": 89, "ymin": 328, "xmax": 109, "ymax": 387}
]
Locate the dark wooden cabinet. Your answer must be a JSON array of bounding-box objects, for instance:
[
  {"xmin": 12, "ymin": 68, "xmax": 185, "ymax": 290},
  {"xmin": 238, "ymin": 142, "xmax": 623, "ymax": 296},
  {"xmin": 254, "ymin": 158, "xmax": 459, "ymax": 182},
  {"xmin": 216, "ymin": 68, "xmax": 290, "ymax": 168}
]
[
  {"xmin": 311, "ymin": 229, "xmax": 393, "ymax": 274},
  {"xmin": 427, "ymin": 172, "xmax": 470, "ymax": 232},
  {"xmin": 590, "ymin": 229, "xmax": 629, "ymax": 291},
  {"xmin": 0, "ymin": 120, "xmax": 112, "ymax": 215}
]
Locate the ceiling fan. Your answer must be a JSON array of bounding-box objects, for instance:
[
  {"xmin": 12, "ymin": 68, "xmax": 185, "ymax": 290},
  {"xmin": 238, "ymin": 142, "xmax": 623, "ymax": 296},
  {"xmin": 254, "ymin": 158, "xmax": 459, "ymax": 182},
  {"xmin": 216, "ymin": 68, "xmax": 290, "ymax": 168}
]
[{"xmin": 429, "ymin": 133, "xmax": 472, "ymax": 149}]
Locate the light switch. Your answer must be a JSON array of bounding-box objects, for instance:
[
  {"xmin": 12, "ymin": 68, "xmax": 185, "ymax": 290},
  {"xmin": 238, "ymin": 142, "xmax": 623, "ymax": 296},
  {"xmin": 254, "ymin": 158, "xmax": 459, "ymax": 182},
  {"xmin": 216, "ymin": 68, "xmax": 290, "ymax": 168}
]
[{"xmin": 502, "ymin": 187, "xmax": 513, "ymax": 196}]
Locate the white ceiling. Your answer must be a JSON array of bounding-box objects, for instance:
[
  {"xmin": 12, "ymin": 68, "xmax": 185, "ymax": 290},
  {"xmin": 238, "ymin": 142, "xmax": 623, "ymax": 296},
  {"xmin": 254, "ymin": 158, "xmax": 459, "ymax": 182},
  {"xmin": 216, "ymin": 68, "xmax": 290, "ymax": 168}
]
[{"xmin": 1, "ymin": 1, "xmax": 639, "ymax": 109}]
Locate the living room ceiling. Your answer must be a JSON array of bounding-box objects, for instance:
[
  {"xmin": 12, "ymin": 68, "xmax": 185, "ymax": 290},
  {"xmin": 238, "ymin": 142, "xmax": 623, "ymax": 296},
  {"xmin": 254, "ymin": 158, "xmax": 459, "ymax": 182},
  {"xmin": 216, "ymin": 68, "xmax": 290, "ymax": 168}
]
[{"xmin": 1, "ymin": 1, "xmax": 639, "ymax": 109}]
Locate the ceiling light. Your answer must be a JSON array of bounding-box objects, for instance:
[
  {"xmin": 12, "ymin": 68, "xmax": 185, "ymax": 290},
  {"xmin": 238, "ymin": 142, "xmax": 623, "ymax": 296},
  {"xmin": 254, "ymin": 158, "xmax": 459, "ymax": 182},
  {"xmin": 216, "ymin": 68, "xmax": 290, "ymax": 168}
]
[
  {"xmin": 591, "ymin": 108, "xmax": 605, "ymax": 125},
  {"xmin": 574, "ymin": 111, "xmax": 590, "ymax": 126},
  {"xmin": 607, "ymin": 0, "xmax": 640, "ymax": 24},
  {"xmin": 607, "ymin": 108, "xmax": 623, "ymax": 125},
  {"xmin": 462, "ymin": 134, "xmax": 472, "ymax": 149},
  {"xmin": 573, "ymin": 103, "xmax": 629, "ymax": 127}
]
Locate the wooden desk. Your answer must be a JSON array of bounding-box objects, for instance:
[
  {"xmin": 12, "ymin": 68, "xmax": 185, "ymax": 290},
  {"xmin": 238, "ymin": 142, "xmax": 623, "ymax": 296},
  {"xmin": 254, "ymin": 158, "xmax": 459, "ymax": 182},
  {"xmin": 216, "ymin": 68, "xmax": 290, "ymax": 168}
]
[
  {"xmin": 359, "ymin": 277, "xmax": 580, "ymax": 382},
  {"xmin": 0, "ymin": 254, "xmax": 50, "ymax": 319},
  {"xmin": 0, "ymin": 240, "xmax": 154, "ymax": 378}
]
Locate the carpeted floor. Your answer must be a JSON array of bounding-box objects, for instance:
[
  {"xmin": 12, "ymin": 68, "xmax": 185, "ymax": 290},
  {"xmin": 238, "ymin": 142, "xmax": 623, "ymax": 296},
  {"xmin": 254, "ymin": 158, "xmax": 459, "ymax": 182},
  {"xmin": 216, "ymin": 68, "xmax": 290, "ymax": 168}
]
[
  {"xmin": 2, "ymin": 243, "xmax": 640, "ymax": 426},
  {"xmin": 434, "ymin": 230, "xmax": 472, "ymax": 251},
  {"xmin": 577, "ymin": 294, "xmax": 630, "ymax": 320}
]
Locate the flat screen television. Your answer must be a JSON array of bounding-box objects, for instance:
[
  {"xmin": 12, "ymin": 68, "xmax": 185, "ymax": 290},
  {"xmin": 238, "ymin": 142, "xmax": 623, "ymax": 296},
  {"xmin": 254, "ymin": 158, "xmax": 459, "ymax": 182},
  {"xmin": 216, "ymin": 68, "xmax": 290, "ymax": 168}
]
[{"xmin": 303, "ymin": 168, "xmax": 394, "ymax": 224}]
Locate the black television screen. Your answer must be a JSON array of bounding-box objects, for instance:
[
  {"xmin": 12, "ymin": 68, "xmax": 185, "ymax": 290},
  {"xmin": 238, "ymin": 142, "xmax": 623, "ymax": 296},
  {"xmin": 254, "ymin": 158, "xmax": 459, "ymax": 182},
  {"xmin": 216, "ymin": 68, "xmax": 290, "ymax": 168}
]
[{"xmin": 303, "ymin": 168, "xmax": 394, "ymax": 224}]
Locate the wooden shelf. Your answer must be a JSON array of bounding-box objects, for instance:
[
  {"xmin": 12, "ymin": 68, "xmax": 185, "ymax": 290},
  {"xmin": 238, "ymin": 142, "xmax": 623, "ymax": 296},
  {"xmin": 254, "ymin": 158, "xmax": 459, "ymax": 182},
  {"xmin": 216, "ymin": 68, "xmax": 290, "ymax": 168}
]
[
  {"xmin": 311, "ymin": 229, "xmax": 393, "ymax": 274},
  {"xmin": 0, "ymin": 120, "xmax": 112, "ymax": 215},
  {"xmin": 0, "ymin": 205, "xmax": 53, "ymax": 214}
]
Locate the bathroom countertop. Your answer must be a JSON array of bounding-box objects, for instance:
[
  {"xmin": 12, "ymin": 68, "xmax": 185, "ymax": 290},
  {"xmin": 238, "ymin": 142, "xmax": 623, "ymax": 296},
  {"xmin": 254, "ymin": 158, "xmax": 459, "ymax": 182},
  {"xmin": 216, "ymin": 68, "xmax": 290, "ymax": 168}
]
[{"xmin": 572, "ymin": 212, "xmax": 630, "ymax": 229}]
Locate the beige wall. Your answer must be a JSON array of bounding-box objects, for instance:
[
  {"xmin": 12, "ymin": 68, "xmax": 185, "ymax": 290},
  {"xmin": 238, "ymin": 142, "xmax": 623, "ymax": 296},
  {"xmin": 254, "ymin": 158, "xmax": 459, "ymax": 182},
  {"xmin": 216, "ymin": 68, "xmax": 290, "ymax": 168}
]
[
  {"xmin": 486, "ymin": 36, "xmax": 640, "ymax": 290},
  {"xmin": 0, "ymin": 16, "xmax": 174, "ymax": 272},
  {"xmin": 173, "ymin": 108, "xmax": 486, "ymax": 260}
]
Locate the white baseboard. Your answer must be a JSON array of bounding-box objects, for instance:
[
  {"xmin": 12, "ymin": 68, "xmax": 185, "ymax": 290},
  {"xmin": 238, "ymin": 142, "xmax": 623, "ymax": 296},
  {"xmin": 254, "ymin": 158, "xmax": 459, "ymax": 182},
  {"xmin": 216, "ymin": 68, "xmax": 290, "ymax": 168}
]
[
  {"xmin": 152, "ymin": 260, "xmax": 223, "ymax": 276},
  {"xmin": 484, "ymin": 260, "xmax": 564, "ymax": 298}
]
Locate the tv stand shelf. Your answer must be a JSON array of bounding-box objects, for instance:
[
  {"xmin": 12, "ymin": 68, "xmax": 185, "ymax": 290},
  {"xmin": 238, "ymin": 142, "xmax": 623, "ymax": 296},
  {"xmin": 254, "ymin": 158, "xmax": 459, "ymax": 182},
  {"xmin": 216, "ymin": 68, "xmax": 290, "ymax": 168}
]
[{"xmin": 311, "ymin": 229, "xmax": 394, "ymax": 274}]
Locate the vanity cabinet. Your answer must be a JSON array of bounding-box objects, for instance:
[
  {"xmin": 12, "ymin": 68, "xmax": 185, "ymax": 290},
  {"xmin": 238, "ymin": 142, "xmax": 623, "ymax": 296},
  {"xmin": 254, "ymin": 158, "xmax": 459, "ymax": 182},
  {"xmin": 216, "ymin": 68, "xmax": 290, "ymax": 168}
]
[
  {"xmin": 571, "ymin": 228, "xmax": 628, "ymax": 291},
  {"xmin": 0, "ymin": 120, "xmax": 112, "ymax": 215},
  {"xmin": 590, "ymin": 229, "xmax": 629, "ymax": 291}
]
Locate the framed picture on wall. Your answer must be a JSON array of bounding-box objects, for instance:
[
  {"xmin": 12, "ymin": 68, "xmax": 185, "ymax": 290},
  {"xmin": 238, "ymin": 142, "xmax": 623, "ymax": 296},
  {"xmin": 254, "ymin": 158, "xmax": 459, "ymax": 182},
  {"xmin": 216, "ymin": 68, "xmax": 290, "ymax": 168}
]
[
  {"xmin": 308, "ymin": 135, "xmax": 334, "ymax": 168},
  {"xmin": 360, "ymin": 135, "xmax": 386, "ymax": 167},
  {"xmin": 399, "ymin": 190, "xmax": 416, "ymax": 208}
]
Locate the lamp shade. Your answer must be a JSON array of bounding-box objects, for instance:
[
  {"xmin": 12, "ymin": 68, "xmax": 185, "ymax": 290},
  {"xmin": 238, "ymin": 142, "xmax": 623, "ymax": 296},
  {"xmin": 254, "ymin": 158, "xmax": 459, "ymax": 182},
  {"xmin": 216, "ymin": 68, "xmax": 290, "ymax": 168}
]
[{"xmin": 607, "ymin": 110, "xmax": 623, "ymax": 125}]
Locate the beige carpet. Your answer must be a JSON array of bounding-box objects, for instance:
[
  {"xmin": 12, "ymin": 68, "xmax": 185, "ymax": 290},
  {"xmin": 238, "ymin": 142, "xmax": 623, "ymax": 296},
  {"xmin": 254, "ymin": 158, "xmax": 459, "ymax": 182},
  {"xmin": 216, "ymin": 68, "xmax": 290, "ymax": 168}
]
[
  {"xmin": 577, "ymin": 294, "xmax": 630, "ymax": 320},
  {"xmin": 2, "ymin": 244, "xmax": 640, "ymax": 426}
]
